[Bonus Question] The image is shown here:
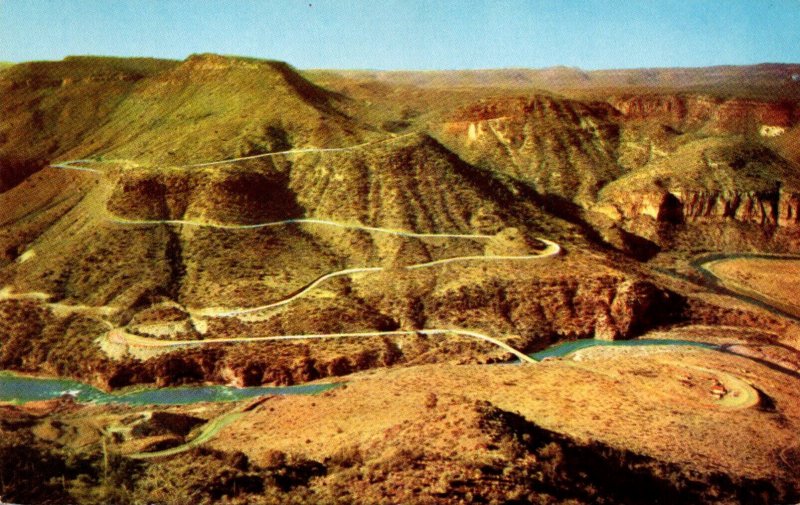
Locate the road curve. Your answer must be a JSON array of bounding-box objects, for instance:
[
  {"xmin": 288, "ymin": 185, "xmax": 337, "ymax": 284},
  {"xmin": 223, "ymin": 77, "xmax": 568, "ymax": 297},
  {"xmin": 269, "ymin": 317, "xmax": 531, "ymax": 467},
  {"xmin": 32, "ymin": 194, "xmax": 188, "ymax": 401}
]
[
  {"xmin": 48, "ymin": 131, "xmax": 418, "ymax": 175},
  {"xmin": 199, "ymin": 266, "xmax": 384, "ymax": 317},
  {"xmin": 49, "ymin": 160, "xmax": 103, "ymax": 173},
  {"xmin": 107, "ymin": 214, "xmax": 495, "ymax": 240},
  {"xmin": 49, "ymin": 133, "xmax": 421, "ymax": 173},
  {"xmin": 200, "ymin": 238, "xmax": 561, "ymax": 317},
  {"xmin": 686, "ymin": 365, "xmax": 761, "ymax": 410},
  {"xmin": 103, "ymin": 215, "xmax": 559, "ymax": 317},
  {"xmin": 47, "ymin": 143, "xmax": 560, "ymax": 367},
  {"xmin": 179, "ymin": 132, "xmax": 418, "ymax": 168},
  {"xmin": 109, "ymin": 327, "xmax": 537, "ymax": 364},
  {"xmin": 128, "ymin": 408, "xmax": 246, "ymax": 459}
]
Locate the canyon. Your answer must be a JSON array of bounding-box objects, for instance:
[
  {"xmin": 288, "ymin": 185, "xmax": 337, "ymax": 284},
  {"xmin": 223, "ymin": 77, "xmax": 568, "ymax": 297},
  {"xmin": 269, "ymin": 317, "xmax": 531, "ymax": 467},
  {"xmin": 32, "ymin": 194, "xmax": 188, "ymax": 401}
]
[{"xmin": 2, "ymin": 55, "xmax": 800, "ymax": 504}]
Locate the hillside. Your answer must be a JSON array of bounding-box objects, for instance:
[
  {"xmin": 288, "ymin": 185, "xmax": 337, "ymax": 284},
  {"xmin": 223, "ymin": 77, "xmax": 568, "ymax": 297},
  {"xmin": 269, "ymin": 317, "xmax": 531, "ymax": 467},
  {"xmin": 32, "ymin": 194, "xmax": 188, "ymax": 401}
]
[
  {"xmin": 3, "ymin": 54, "xmax": 800, "ymax": 382},
  {"xmin": 0, "ymin": 56, "xmax": 177, "ymax": 191},
  {"xmin": 0, "ymin": 54, "xmax": 372, "ymax": 193}
]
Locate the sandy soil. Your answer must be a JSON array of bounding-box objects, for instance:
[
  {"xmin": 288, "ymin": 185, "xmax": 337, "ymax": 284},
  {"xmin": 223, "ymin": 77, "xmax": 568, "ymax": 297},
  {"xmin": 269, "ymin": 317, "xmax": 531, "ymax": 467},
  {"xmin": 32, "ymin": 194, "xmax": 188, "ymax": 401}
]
[
  {"xmin": 206, "ymin": 341, "xmax": 800, "ymax": 481},
  {"xmin": 706, "ymin": 257, "xmax": 800, "ymax": 318}
]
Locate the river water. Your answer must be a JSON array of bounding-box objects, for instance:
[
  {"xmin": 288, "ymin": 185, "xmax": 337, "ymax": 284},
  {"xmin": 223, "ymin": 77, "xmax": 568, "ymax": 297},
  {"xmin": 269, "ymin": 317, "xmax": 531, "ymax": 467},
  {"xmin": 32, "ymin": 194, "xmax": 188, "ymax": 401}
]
[
  {"xmin": 0, "ymin": 372, "xmax": 340, "ymax": 405},
  {"xmin": 529, "ymin": 338, "xmax": 718, "ymax": 360},
  {"xmin": 0, "ymin": 337, "xmax": 721, "ymax": 405}
]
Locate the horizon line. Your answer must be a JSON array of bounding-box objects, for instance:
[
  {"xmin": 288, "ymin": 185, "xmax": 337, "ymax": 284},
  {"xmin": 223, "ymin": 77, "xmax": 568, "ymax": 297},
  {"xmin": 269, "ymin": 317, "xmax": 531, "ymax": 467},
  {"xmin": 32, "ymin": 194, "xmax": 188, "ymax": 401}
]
[{"xmin": 3, "ymin": 53, "xmax": 800, "ymax": 74}]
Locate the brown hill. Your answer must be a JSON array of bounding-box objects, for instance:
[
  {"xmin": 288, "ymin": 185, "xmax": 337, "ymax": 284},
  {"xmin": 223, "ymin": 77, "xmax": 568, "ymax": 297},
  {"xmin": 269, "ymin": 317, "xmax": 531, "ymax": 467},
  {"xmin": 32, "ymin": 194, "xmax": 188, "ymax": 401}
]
[
  {"xmin": 78, "ymin": 53, "xmax": 367, "ymax": 166},
  {"xmin": 0, "ymin": 56, "xmax": 177, "ymax": 192}
]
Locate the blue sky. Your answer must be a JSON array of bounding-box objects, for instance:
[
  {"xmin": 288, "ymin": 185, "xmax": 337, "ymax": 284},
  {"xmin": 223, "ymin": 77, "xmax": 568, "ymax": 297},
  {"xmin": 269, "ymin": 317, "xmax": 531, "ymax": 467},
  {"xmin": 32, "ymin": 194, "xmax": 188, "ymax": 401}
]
[{"xmin": 1, "ymin": 0, "xmax": 798, "ymax": 70}]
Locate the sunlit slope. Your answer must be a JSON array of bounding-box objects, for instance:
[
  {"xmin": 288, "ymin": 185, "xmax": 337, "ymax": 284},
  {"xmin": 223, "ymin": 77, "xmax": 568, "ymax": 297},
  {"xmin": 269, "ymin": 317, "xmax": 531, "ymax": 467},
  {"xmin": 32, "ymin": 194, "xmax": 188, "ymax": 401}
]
[
  {"xmin": 2, "ymin": 125, "xmax": 564, "ymax": 311},
  {"xmin": 0, "ymin": 54, "xmax": 376, "ymax": 193},
  {"xmin": 288, "ymin": 133, "xmax": 529, "ymax": 232},
  {"xmin": 78, "ymin": 54, "xmax": 368, "ymax": 165},
  {"xmin": 1, "ymin": 167, "xmax": 177, "ymax": 308},
  {"xmin": 0, "ymin": 56, "xmax": 177, "ymax": 191},
  {"xmin": 437, "ymin": 95, "xmax": 624, "ymax": 205}
]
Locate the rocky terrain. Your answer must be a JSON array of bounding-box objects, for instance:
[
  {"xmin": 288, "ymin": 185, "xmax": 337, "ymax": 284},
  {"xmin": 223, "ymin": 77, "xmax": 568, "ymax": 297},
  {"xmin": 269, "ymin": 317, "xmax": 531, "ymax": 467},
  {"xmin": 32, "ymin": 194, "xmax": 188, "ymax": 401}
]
[{"xmin": 2, "ymin": 55, "xmax": 800, "ymax": 504}]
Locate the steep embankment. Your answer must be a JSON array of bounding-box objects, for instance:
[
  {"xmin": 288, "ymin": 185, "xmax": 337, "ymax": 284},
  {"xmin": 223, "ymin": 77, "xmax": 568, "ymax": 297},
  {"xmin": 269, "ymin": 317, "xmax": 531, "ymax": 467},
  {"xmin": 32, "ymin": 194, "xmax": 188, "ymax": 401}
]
[
  {"xmin": 593, "ymin": 136, "xmax": 800, "ymax": 250},
  {"xmin": 437, "ymin": 95, "xmax": 623, "ymax": 206},
  {"xmin": 288, "ymin": 133, "xmax": 527, "ymax": 233},
  {"xmin": 0, "ymin": 56, "xmax": 177, "ymax": 192},
  {"xmin": 77, "ymin": 53, "xmax": 366, "ymax": 166}
]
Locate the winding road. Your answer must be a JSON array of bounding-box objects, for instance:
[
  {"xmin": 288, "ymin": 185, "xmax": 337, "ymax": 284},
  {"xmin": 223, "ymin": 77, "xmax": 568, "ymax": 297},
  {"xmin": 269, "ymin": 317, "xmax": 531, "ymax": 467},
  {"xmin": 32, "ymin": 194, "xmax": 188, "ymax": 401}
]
[
  {"xmin": 13, "ymin": 126, "xmax": 775, "ymax": 463},
  {"xmin": 107, "ymin": 214, "xmax": 496, "ymax": 239},
  {"xmin": 102, "ymin": 214, "xmax": 560, "ymax": 318},
  {"xmin": 204, "ymin": 238, "xmax": 560, "ymax": 318},
  {"xmin": 109, "ymin": 327, "xmax": 537, "ymax": 363},
  {"xmin": 51, "ymin": 131, "xmax": 418, "ymax": 173},
  {"xmin": 128, "ymin": 408, "xmax": 247, "ymax": 459},
  {"xmin": 99, "ymin": 216, "xmax": 558, "ymax": 361},
  {"xmin": 179, "ymin": 131, "xmax": 417, "ymax": 168},
  {"xmin": 99, "ymin": 219, "xmax": 557, "ymax": 361},
  {"xmin": 42, "ymin": 139, "xmax": 563, "ymax": 365}
]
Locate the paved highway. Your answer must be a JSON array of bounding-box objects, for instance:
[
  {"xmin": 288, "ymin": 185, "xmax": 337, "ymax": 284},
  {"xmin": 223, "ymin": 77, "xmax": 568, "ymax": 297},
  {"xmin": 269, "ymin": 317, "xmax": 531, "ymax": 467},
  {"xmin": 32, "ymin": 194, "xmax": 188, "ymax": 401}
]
[
  {"xmin": 47, "ymin": 142, "xmax": 561, "ymax": 365},
  {"xmin": 109, "ymin": 327, "xmax": 537, "ymax": 363}
]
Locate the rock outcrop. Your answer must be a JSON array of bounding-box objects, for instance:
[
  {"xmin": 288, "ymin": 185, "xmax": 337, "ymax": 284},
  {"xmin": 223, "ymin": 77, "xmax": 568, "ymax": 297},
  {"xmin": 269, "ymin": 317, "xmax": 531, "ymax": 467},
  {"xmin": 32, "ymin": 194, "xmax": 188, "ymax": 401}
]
[
  {"xmin": 424, "ymin": 274, "xmax": 683, "ymax": 344},
  {"xmin": 592, "ymin": 133, "xmax": 800, "ymax": 249},
  {"xmin": 440, "ymin": 95, "xmax": 623, "ymax": 205},
  {"xmin": 608, "ymin": 94, "xmax": 798, "ymax": 134},
  {"xmin": 597, "ymin": 188, "xmax": 797, "ymax": 227}
]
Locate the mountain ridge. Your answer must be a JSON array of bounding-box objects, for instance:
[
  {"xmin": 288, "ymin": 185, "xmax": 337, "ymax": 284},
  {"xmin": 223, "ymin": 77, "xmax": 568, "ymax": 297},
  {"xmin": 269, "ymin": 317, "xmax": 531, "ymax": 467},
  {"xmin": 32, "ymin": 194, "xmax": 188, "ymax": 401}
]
[{"xmin": 4, "ymin": 52, "xmax": 800, "ymax": 505}]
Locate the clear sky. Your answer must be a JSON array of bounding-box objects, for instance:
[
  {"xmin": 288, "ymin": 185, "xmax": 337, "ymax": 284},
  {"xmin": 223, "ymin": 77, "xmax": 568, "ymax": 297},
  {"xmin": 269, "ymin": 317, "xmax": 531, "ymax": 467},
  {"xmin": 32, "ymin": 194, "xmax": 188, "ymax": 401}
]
[{"xmin": 1, "ymin": 0, "xmax": 798, "ymax": 70}]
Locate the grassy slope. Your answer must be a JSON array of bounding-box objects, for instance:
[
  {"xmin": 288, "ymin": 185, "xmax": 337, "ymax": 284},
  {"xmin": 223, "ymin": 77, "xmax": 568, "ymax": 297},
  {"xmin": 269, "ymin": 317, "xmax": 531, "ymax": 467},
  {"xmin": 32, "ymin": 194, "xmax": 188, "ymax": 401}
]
[
  {"xmin": 76, "ymin": 54, "xmax": 367, "ymax": 166},
  {"xmin": 599, "ymin": 136, "xmax": 800, "ymax": 198},
  {"xmin": 0, "ymin": 53, "xmax": 375, "ymax": 309},
  {"xmin": 0, "ymin": 56, "xmax": 178, "ymax": 192}
]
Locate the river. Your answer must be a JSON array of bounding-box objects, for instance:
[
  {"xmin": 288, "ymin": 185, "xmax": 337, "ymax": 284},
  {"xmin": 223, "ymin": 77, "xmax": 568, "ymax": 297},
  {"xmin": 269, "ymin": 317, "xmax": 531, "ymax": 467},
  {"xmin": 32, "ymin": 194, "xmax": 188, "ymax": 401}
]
[
  {"xmin": 0, "ymin": 372, "xmax": 340, "ymax": 405},
  {"xmin": 1, "ymin": 337, "xmax": 720, "ymax": 405}
]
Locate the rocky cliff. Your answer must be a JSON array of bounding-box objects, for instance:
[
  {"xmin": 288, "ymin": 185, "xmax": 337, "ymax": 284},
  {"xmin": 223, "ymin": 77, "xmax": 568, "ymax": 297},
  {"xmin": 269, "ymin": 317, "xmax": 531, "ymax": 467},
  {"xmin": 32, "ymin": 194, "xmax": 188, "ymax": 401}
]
[
  {"xmin": 439, "ymin": 95, "xmax": 623, "ymax": 205},
  {"xmin": 607, "ymin": 94, "xmax": 798, "ymax": 134},
  {"xmin": 592, "ymin": 136, "xmax": 800, "ymax": 248}
]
